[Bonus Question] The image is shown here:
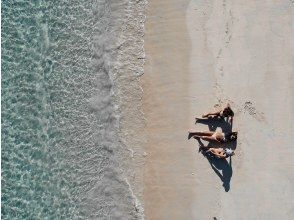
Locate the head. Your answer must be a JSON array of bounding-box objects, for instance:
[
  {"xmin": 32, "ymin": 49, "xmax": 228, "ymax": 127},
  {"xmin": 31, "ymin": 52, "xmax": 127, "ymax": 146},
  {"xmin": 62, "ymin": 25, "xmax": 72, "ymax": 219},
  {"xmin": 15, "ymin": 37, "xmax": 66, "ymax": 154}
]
[
  {"xmin": 223, "ymin": 106, "xmax": 234, "ymax": 117},
  {"xmin": 224, "ymin": 148, "xmax": 235, "ymax": 157},
  {"xmin": 227, "ymin": 131, "xmax": 238, "ymax": 141}
]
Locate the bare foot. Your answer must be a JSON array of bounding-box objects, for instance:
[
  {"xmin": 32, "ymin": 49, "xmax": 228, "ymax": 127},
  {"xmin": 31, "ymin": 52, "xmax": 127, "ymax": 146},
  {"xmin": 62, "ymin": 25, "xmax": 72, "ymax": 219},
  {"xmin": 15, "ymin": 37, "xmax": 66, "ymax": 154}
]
[
  {"xmin": 188, "ymin": 133, "xmax": 194, "ymax": 140},
  {"xmin": 195, "ymin": 118, "xmax": 201, "ymax": 123},
  {"xmin": 193, "ymin": 136, "xmax": 200, "ymax": 140}
]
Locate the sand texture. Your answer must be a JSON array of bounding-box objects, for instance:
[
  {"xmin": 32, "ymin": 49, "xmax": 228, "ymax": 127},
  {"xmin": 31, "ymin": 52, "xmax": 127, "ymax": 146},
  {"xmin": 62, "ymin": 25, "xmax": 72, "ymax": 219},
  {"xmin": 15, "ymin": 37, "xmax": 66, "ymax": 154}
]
[{"xmin": 142, "ymin": 0, "xmax": 294, "ymax": 219}]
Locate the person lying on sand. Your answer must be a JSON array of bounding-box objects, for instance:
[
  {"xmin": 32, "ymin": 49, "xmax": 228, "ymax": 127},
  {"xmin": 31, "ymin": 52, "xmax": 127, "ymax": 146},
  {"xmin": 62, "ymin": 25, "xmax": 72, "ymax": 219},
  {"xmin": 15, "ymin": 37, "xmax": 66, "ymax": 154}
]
[
  {"xmin": 205, "ymin": 147, "xmax": 235, "ymax": 159},
  {"xmin": 188, "ymin": 131, "xmax": 238, "ymax": 143},
  {"xmin": 198, "ymin": 103, "xmax": 234, "ymax": 123}
]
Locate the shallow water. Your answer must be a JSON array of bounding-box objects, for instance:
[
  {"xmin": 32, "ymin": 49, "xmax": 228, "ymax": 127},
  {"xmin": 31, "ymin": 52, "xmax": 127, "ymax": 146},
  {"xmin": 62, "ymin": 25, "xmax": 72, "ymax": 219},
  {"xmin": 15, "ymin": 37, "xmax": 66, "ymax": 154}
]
[{"xmin": 2, "ymin": 0, "xmax": 145, "ymax": 219}]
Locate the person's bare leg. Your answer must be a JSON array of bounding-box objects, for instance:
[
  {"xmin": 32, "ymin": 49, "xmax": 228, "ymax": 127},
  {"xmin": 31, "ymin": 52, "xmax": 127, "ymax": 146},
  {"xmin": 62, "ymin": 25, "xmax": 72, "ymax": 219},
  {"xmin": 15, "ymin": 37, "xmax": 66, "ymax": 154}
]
[
  {"xmin": 199, "ymin": 136, "xmax": 217, "ymax": 142},
  {"xmin": 202, "ymin": 110, "xmax": 221, "ymax": 118},
  {"xmin": 190, "ymin": 135, "xmax": 215, "ymax": 140},
  {"xmin": 188, "ymin": 131, "xmax": 214, "ymax": 139},
  {"xmin": 189, "ymin": 131, "xmax": 214, "ymax": 136}
]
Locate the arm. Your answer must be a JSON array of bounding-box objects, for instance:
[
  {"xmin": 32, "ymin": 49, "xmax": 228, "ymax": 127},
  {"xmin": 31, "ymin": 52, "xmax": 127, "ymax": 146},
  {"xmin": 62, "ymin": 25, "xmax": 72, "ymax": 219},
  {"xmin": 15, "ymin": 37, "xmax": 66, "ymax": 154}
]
[{"xmin": 229, "ymin": 116, "xmax": 233, "ymax": 124}]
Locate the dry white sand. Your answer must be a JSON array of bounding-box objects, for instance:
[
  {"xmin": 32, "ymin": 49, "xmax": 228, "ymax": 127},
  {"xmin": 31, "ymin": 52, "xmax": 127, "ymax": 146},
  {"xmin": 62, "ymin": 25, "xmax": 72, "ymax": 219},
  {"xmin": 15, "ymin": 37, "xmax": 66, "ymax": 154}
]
[{"xmin": 142, "ymin": 0, "xmax": 294, "ymax": 219}]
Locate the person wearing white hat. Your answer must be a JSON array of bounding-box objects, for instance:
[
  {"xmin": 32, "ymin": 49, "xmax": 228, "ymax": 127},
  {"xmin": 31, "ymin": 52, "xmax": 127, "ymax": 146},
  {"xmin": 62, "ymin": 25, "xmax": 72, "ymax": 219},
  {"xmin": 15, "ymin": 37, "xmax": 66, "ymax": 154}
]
[{"xmin": 206, "ymin": 147, "xmax": 235, "ymax": 159}]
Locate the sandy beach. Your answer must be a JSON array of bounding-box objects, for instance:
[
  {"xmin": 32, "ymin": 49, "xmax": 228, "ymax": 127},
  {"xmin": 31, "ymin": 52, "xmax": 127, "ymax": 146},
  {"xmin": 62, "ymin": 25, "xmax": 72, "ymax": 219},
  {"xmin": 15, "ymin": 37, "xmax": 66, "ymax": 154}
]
[
  {"xmin": 2, "ymin": 0, "xmax": 293, "ymax": 218},
  {"xmin": 142, "ymin": 0, "xmax": 294, "ymax": 219}
]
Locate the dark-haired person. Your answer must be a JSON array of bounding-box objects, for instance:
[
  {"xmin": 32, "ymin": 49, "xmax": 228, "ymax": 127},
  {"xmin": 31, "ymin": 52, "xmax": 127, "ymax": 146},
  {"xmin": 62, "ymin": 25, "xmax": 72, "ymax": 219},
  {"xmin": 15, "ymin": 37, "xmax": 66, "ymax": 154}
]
[
  {"xmin": 200, "ymin": 103, "xmax": 234, "ymax": 123},
  {"xmin": 188, "ymin": 130, "xmax": 238, "ymax": 143}
]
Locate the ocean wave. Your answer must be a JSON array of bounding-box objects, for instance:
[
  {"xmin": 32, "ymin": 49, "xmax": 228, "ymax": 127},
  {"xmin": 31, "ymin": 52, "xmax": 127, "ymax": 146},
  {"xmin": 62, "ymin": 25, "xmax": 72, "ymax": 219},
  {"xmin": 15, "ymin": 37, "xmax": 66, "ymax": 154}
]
[{"xmin": 2, "ymin": 0, "xmax": 146, "ymax": 219}]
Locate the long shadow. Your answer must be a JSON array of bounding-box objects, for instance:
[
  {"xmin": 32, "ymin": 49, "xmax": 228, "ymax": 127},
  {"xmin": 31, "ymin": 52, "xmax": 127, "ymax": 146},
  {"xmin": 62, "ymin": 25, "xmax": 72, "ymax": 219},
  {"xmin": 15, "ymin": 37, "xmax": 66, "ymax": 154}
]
[
  {"xmin": 195, "ymin": 117, "xmax": 232, "ymax": 133},
  {"xmin": 207, "ymin": 154, "xmax": 232, "ymax": 192},
  {"xmin": 196, "ymin": 138, "xmax": 233, "ymax": 192}
]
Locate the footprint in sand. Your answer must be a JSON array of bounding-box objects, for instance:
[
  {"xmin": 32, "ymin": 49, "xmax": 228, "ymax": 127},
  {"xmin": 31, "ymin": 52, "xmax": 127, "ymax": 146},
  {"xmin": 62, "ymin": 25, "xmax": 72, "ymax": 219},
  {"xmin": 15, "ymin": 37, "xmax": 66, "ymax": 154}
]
[{"xmin": 243, "ymin": 101, "xmax": 266, "ymax": 122}]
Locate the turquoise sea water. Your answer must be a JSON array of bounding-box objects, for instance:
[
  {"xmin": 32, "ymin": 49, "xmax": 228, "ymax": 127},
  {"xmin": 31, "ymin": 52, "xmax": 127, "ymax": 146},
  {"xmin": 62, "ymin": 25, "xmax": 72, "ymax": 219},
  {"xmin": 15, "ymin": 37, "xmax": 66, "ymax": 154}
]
[{"xmin": 2, "ymin": 0, "xmax": 143, "ymax": 219}]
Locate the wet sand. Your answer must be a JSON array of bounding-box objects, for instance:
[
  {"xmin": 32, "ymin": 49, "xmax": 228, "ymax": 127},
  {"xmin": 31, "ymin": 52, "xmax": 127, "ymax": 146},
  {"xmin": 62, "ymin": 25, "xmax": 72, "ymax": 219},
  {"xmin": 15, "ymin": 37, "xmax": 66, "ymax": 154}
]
[
  {"xmin": 142, "ymin": 0, "xmax": 294, "ymax": 219},
  {"xmin": 142, "ymin": 0, "xmax": 197, "ymax": 219}
]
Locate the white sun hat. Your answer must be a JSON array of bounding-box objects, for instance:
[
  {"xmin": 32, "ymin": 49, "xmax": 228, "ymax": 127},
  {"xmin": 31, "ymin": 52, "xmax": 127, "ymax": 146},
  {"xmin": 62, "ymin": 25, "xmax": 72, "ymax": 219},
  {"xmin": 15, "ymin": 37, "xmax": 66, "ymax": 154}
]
[{"xmin": 224, "ymin": 148, "xmax": 234, "ymax": 156}]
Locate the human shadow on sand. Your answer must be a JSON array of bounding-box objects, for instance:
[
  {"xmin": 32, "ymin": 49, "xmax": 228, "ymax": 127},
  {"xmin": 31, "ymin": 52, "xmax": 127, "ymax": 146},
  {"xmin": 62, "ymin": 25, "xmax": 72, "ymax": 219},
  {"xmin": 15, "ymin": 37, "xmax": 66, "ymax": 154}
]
[
  {"xmin": 196, "ymin": 138, "xmax": 234, "ymax": 192},
  {"xmin": 195, "ymin": 117, "xmax": 232, "ymax": 133}
]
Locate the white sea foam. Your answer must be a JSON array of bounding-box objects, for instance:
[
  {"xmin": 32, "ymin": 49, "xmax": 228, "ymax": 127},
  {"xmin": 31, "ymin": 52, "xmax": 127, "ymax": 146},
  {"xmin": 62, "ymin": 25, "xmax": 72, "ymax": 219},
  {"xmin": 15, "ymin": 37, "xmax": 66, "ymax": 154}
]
[{"xmin": 2, "ymin": 0, "xmax": 147, "ymax": 219}]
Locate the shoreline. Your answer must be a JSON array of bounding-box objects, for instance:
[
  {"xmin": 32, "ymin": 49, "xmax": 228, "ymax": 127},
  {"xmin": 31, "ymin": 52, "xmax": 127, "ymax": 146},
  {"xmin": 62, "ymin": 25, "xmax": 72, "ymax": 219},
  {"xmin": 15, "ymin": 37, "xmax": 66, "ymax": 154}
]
[{"xmin": 114, "ymin": 0, "xmax": 148, "ymax": 218}]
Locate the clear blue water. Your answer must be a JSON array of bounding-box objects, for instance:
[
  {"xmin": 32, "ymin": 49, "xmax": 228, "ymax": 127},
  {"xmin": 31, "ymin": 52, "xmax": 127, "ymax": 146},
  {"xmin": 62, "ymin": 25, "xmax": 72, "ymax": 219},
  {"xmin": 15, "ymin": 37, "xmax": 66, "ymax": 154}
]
[{"xmin": 2, "ymin": 0, "xmax": 143, "ymax": 219}]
